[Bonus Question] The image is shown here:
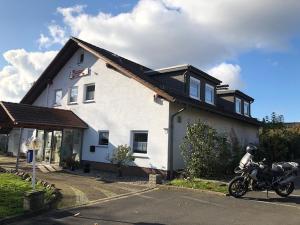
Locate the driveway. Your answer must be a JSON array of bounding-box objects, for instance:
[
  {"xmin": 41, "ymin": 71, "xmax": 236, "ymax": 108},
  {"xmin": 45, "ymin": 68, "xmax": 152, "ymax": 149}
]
[
  {"xmin": 0, "ymin": 156, "xmax": 150, "ymax": 208},
  {"xmin": 7, "ymin": 187, "xmax": 300, "ymax": 225}
]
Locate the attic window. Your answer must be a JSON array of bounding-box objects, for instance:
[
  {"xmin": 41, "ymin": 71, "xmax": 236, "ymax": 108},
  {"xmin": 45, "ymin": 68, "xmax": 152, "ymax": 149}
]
[
  {"xmin": 189, "ymin": 76, "xmax": 201, "ymax": 100},
  {"xmin": 78, "ymin": 51, "xmax": 84, "ymax": 64},
  {"xmin": 244, "ymin": 101, "xmax": 250, "ymax": 117},
  {"xmin": 205, "ymin": 84, "xmax": 215, "ymax": 105},
  {"xmin": 235, "ymin": 97, "xmax": 242, "ymax": 114}
]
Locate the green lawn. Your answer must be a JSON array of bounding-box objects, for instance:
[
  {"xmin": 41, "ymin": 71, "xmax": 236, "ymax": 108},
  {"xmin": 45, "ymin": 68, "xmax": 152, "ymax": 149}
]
[
  {"xmin": 0, "ymin": 173, "xmax": 53, "ymax": 218},
  {"xmin": 169, "ymin": 178, "xmax": 228, "ymax": 194}
]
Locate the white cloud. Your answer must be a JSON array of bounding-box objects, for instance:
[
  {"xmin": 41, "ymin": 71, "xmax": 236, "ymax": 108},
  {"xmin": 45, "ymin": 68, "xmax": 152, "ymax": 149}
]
[
  {"xmin": 0, "ymin": 49, "xmax": 57, "ymax": 102},
  {"xmin": 2, "ymin": 0, "xmax": 300, "ymax": 102},
  {"xmin": 38, "ymin": 24, "xmax": 68, "ymax": 48},
  {"xmin": 39, "ymin": 0, "xmax": 300, "ymax": 87},
  {"xmin": 207, "ymin": 63, "xmax": 243, "ymax": 89}
]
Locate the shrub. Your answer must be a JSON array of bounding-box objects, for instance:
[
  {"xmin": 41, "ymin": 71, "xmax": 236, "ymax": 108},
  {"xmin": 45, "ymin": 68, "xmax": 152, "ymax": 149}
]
[
  {"xmin": 180, "ymin": 120, "xmax": 231, "ymax": 178},
  {"xmin": 110, "ymin": 145, "xmax": 135, "ymax": 177}
]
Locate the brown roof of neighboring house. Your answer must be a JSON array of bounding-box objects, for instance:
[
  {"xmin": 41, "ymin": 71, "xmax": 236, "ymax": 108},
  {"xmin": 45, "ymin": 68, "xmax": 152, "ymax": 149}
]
[
  {"xmin": 0, "ymin": 101, "xmax": 88, "ymax": 129},
  {"xmin": 20, "ymin": 37, "xmax": 260, "ymax": 126}
]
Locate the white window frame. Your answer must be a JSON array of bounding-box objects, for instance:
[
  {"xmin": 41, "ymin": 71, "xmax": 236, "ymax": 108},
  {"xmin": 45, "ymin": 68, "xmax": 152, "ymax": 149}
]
[
  {"xmin": 54, "ymin": 89, "xmax": 62, "ymax": 106},
  {"xmin": 68, "ymin": 86, "xmax": 78, "ymax": 104},
  {"xmin": 83, "ymin": 83, "xmax": 95, "ymax": 102},
  {"xmin": 131, "ymin": 131, "xmax": 148, "ymax": 155},
  {"xmin": 205, "ymin": 83, "xmax": 215, "ymax": 105},
  {"xmin": 235, "ymin": 97, "xmax": 242, "ymax": 114},
  {"xmin": 189, "ymin": 76, "xmax": 201, "ymax": 100},
  {"xmin": 98, "ymin": 130, "xmax": 109, "ymax": 147},
  {"xmin": 244, "ymin": 101, "xmax": 250, "ymax": 117}
]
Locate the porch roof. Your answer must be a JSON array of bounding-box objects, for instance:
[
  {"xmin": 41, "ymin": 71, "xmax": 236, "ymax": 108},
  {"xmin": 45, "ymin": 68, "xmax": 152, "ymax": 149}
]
[{"xmin": 0, "ymin": 101, "xmax": 88, "ymax": 131}]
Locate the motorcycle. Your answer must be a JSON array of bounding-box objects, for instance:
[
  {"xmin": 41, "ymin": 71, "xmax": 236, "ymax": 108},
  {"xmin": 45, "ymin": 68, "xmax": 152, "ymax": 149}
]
[{"xmin": 228, "ymin": 145, "xmax": 299, "ymax": 198}]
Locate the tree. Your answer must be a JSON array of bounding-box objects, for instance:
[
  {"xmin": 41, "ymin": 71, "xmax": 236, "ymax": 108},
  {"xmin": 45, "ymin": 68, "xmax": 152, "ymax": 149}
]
[
  {"xmin": 259, "ymin": 112, "xmax": 300, "ymax": 162},
  {"xmin": 180, "ymin": 120, "xmax": 231, "ymax": 178}
]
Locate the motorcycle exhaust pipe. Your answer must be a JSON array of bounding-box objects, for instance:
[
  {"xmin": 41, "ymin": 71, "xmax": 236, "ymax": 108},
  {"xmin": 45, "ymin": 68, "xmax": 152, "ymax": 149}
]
[{"xmin": 279, "ymin": 175, "xmax": 297, "ymax": 185}]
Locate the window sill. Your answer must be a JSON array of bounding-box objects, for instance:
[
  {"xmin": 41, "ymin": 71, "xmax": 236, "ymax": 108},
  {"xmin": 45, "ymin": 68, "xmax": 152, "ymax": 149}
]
[
  {"xmin": 205, "ymin": 101, "xmax": 215, "ymax": 106},
  {"xmin": 189, "ymin": 95, "xmax": 201, "ymax": 101},
  {"xmin": 68, "ymin": 102, "xmax": 78, "ymax": 105},
  {"xmin": 132, "ymin": 153, "xmax": 149, "ymax": 159},
  {"xmin": 83, "ymin": 100, "xmax": 95, "ymax": 104},
  {"xmin": 96, "ymin": 145, "xmax": 108, "ymax": 148}
]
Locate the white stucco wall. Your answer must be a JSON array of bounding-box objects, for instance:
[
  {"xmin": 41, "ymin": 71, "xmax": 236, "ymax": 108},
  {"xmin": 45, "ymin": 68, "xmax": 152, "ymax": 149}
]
[
  {"xmin": 170, "ymin": 103, "xmax": 260, "ymax": 170},
  {"xmin": 33, "ymin": 49, "xmax": 170, "ymax": 171}
]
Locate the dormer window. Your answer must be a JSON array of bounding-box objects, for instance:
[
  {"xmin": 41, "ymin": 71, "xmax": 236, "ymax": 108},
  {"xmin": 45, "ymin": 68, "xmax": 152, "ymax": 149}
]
[
  {"xmin": 189, "ymin": 76, "xmax": 200, "ymax": 100},
  {"xmin": 244, "ymin": 101, "xmax": 250, "ymax": 116},
  {"xmin": 205, "ymin": 84, "xmax": 215, "ymax": 105},
  {"xmin": 235, "ymin": 97, "xmax": 242, "ymax": 114}
]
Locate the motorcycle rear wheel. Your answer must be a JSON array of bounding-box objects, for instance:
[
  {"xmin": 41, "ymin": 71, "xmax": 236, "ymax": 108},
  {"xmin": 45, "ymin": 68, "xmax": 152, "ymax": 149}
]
[
  {"xmin": 228, "ymin": 176, "xmax": 248, "ymax": 198},
  {"xmin": 275, "ymin": 182, "xmax": 294, "ymax": 197}
]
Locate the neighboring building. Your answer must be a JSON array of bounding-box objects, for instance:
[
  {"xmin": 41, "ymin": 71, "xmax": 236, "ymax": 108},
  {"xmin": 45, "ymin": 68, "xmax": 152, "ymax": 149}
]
[{"xmin": 0, "ymin": 37, "xmax": 260, "ymax": 177}]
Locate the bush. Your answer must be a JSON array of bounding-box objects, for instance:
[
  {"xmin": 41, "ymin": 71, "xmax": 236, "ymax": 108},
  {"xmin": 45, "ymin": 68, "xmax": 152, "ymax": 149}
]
[
  {"xmin": 110, "ymin": 145, "xmax": 135, "ymax": 177},
  {"xmin": 180, "ymin": 120, "xmax": 232, "ymax": 178}
]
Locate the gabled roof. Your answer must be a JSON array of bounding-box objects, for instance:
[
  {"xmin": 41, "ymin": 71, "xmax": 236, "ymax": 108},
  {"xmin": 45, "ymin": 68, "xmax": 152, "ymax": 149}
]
[
  {"xmin": 21, "ymin": 37, "xmax": 175, "ymax": 104},
  {"xmin": 0, "ymin": 101, "xmax": 88, "ymax": 129},
  {"xmin": 20, "ymin": 37, "xmax": 259, "ymax": 126}
]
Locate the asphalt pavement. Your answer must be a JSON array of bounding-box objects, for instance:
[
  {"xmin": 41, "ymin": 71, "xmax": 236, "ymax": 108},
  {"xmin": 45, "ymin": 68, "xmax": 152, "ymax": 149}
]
[{"xmin": 6, "ymin": 187, "xmax": 300, "ymax": 225}]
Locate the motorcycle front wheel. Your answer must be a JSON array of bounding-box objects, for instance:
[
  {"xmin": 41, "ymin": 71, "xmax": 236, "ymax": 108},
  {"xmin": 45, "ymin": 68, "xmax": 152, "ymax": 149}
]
[
  {"xmin": 275, "ymin": 182, "xmax": 294, "ymax": 197},
  {"xmin": 228, "ymin": 176, "xmax": 248, "ymax": 198}
]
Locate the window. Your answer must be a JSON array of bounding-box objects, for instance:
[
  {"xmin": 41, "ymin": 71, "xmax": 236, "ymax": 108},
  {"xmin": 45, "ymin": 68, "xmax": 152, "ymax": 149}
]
[
  {"xmin": 78, "ymin": 51, "xmax": 84, "ymax": 64},
  {"xmin": 235, "ymin": 97, "xmax": 242, "ymax": 114},
  {"xmin": 244, "ymin": 101, "xmax": 250, "ymax": 116},
  {"xmin": 205, "ymin": 84, "xmax": 215, "ymax": 104},
  {"xmin": 84, "ymin": 84, "xmax": 95, "ymax": 102},
  {"xmin": 69, "ymin": 86, "xmax": 78, "ymax": 103},
  {"xmin": 189, "ymin": 76, "xmax": 201, "ymax": 100},
  {"xmin": 132, "ymin": 131, "xmax": 148, "ymax": 154},
  {"xmin": 98, "ymin": 131, "xmax": 109, "ymax": 146},
  {"xmin": 54, "ymin": 89, "xmax": 62, "ymax": 105}
]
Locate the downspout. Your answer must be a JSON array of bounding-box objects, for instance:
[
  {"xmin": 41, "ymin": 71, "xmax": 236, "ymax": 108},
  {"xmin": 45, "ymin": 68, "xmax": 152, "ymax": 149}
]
[{"xmin": 168, "ymin": 106, "xmax": 186, "ymax": 179}]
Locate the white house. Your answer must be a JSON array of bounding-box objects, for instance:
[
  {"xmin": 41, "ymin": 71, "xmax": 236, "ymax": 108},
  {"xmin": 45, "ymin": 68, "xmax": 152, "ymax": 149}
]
[{"xmin": 0, "ymin": 37, "xmax": 260, "ymax": 177}]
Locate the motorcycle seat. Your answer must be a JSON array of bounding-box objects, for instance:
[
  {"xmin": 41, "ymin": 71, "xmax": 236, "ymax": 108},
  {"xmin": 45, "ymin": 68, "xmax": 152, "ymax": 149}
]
[
  {"xmin": 271, "ymin": 164, "xmax": 284, "ymax": 173},
  {"xmin": 272, "ymin": 162, "xmax": 297, "ymax": 171}
]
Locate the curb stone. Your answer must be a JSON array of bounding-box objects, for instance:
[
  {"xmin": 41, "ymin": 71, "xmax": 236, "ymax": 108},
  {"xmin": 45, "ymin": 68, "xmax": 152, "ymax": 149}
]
[{"xmin": 159, "ymin": 184, "xmax": 228, "ymax": 196}]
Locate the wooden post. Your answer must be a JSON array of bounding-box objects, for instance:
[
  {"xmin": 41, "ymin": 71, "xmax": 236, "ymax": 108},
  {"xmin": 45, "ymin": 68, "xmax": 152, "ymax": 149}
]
[{"xmin": 16, "ymin": 127, "xmax": 23, "ymax": 171}]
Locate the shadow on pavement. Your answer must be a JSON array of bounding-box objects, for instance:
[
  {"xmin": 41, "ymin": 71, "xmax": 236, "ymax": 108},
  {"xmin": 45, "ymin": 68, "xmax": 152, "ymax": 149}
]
[
  {"xmin": 242, "ymin": 195, "xmax": 300, "ymax": 205},
  {"xmin": 75, "ymin": 215, "xmax": 165, "ymax": 225}
]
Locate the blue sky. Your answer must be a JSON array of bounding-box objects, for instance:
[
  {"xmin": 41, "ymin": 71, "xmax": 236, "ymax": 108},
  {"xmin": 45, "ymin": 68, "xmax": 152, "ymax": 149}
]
[{"xmin": 0, "ymin": 0, "xmax": 299, "ymax": 122}]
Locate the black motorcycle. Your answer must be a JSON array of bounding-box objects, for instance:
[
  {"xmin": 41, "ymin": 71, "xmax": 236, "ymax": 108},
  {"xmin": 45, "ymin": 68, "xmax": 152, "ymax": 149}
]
[{"xmin": 228, "ymin": 145, "xmax": 298, "ymax": 198}]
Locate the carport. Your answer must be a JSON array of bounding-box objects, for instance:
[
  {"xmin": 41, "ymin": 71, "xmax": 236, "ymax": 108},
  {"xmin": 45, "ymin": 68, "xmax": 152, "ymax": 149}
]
[{"xmin": 0, "ymin": 101, "xmax": 88, "ymax": 170}]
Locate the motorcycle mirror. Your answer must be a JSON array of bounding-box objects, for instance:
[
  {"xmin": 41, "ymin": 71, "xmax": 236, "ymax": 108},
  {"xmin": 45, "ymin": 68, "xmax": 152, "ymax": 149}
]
[{"xmin": 262, "ymin": 158, "xmax": 267, "ymax": 162}]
